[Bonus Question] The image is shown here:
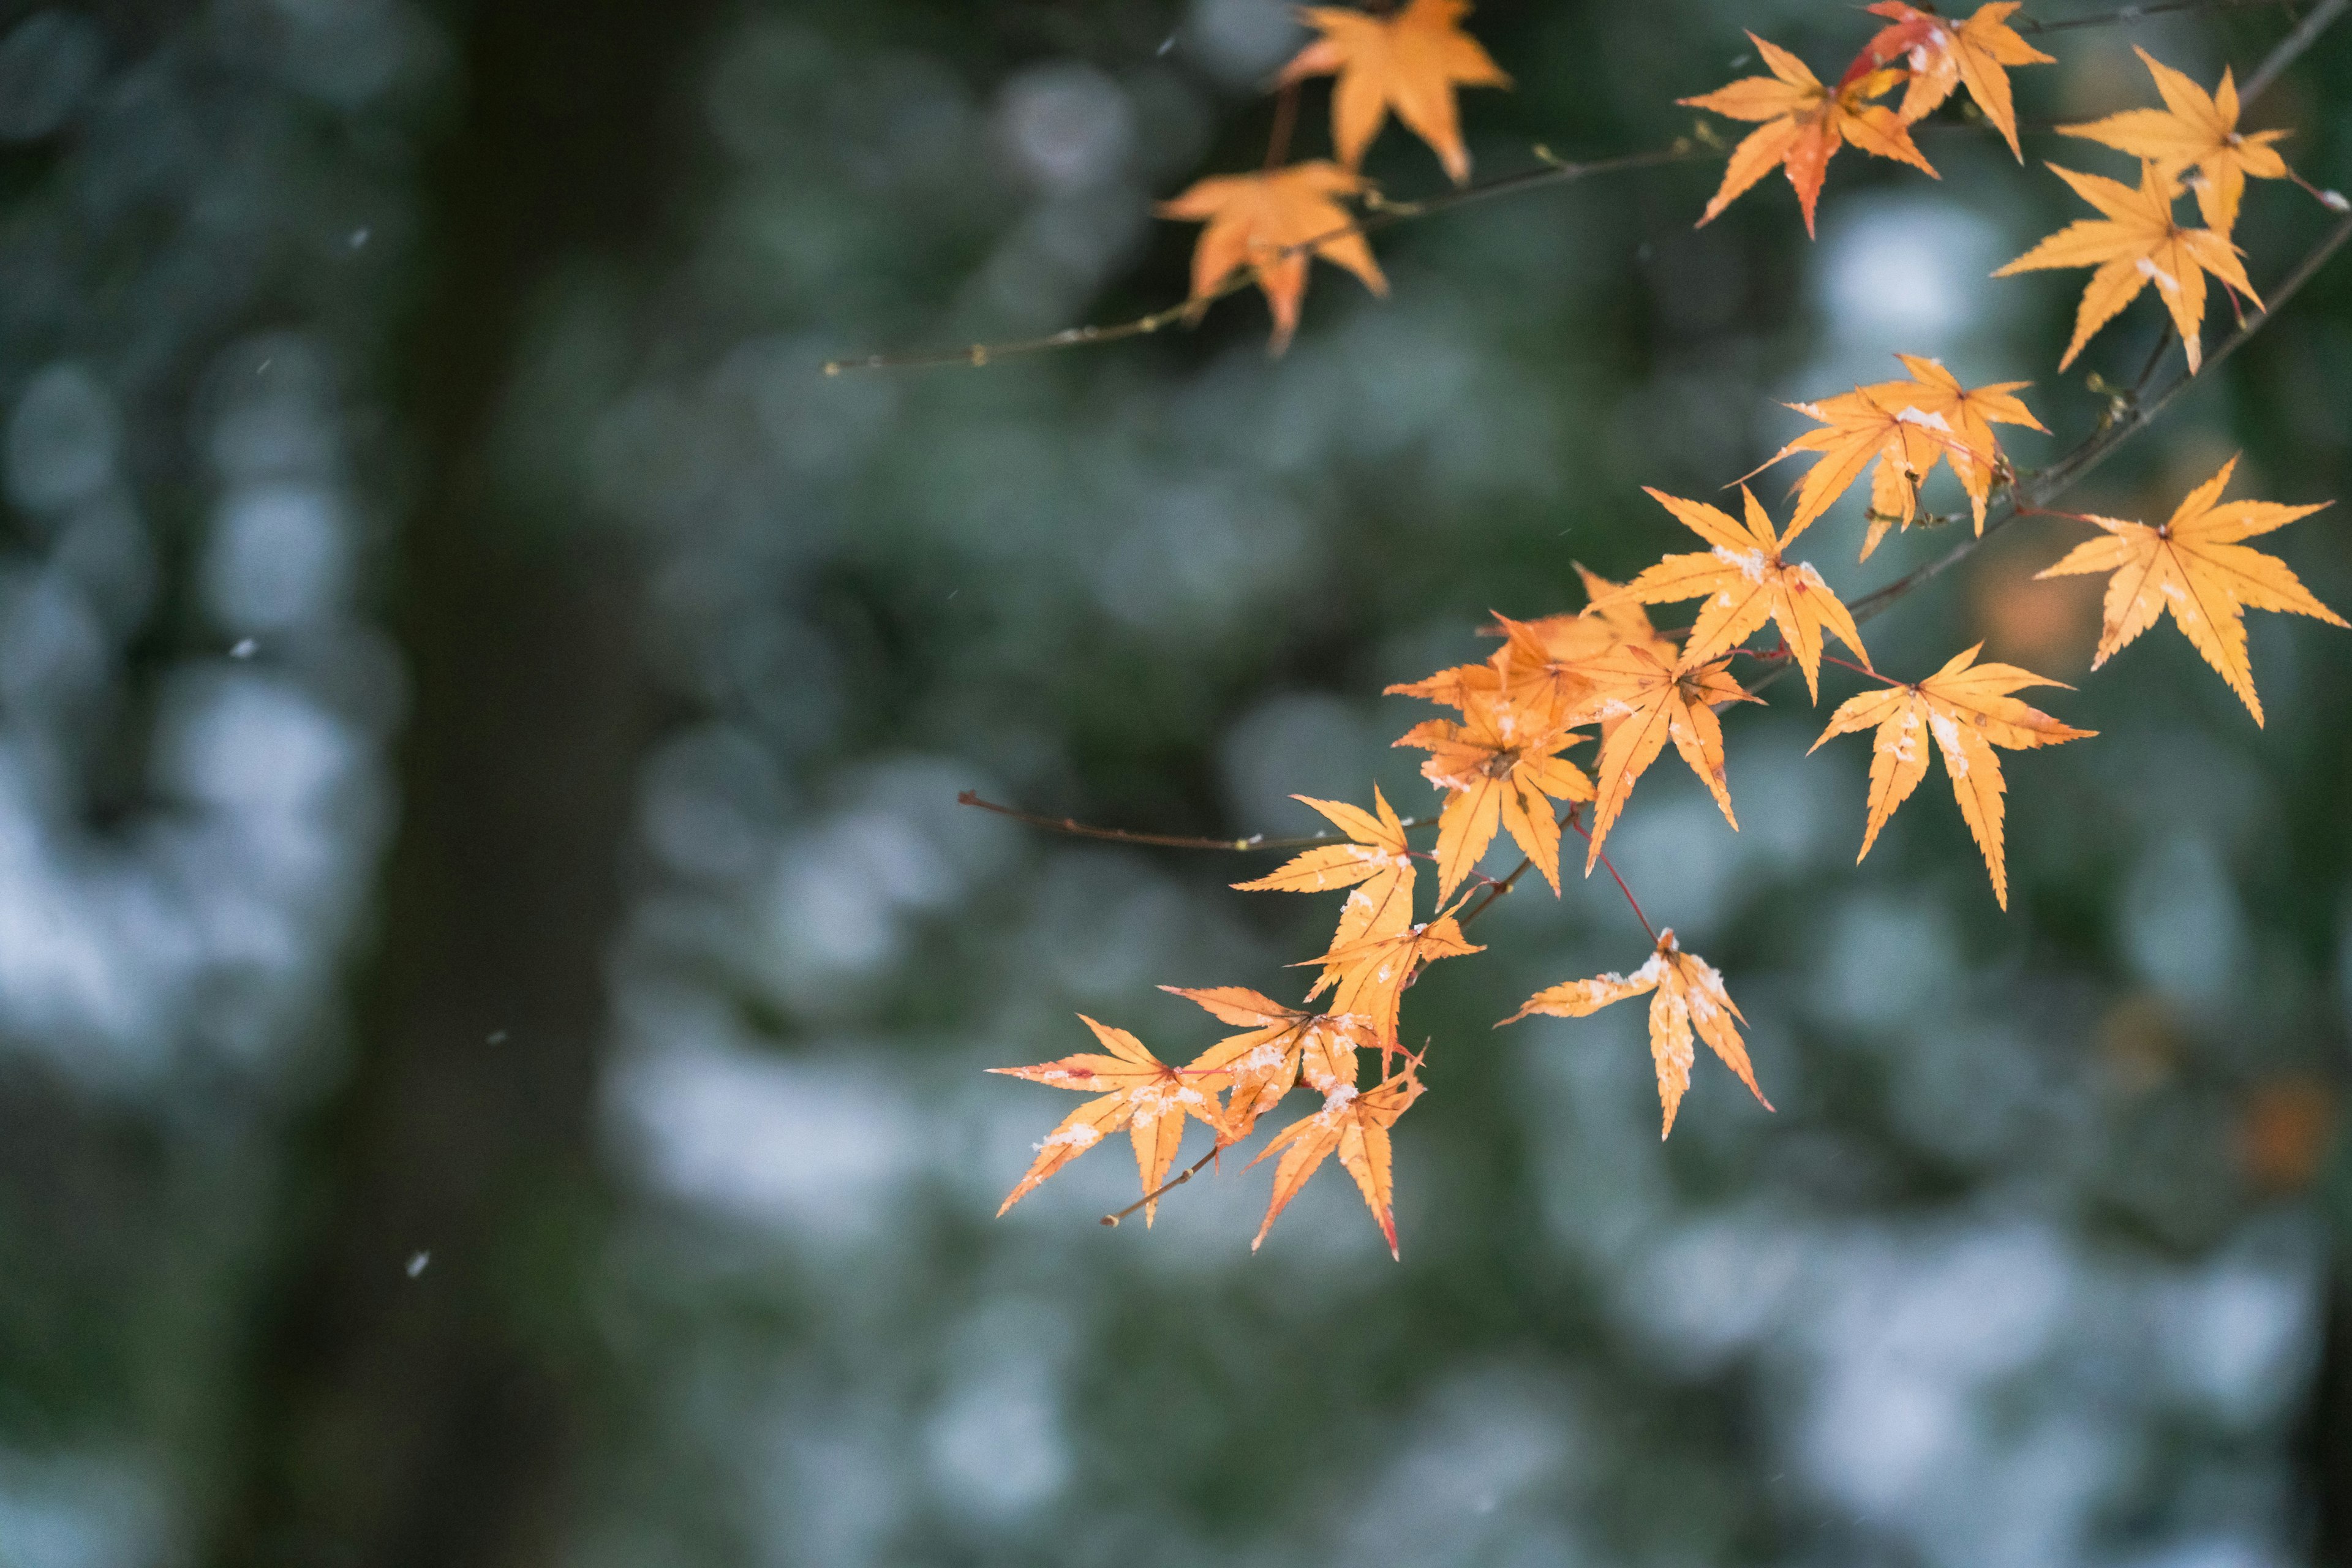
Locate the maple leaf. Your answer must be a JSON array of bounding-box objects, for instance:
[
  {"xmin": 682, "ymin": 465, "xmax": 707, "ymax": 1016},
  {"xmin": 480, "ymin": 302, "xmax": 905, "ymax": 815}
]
[
  {"xmin": 1879, "ymin": 353, "xmax": 2045, "ymax": 530},
  {"xmin": 1156, "ymin": 162, "xmax": 1386, "ymax": 354},
  {"xmin": 1276, "ymin": 0, "xmax": 1510, "ymax": 186},
  {"xmin": 1501, "ymin": 929, "xmax": 1770, "ymax": 1139},
  {"xmin": 2058, "ymin": 47, "xmax": 2290, "ymax": 232},
  {"xmin": 1163, "ymin": 986, "xmax": 1366, "ymax": 1144},
  {"xmin": 1595, "ymin": 488, "xmax": 1870, "ymax": 704},
  {"xmin": 1250, "ymin": 1065, "xmax": 1425, "ymax": 1256},
  {"xmin": 1858, "ymin": 2, "xmax": 2053, "ymax": 160},
  {"xmin": 1300, "ymin": 913, "xmax": 1483, "ymax": 1067},
  {"xmin": 1395, "ymin": 693, "xmax": 1593, "ymax": 899},
  {"xmin": 992, "ymin": 1016, "xmax": 1229, "ymax": 1224},
  {"xmin": 1384, "ymin": 649, "xmax": 1507, "ymax": 712},
  {"xmin": 1562, "ymin": 644, "xmax": 1756, "ymax": 872},
  {"xmin": 1765, "ymin": 355, "xmax": 2044, "ymax": 553},
  {"xmin": 1570, "ymin": 563, "xmax": 1683, "ymax": 662},
  {"xmin": 1232, "ymin": 788, "xmax": 1417, "ymax": 956},
  {"xmin": 2032, "ymin": 456, "xmax": 2344, "ymax": 725},
  {"xmin": 1398, "ymin": 573, "xmax": 1676, "ymax": 750},
  {"xmin": 1810, "ymin": 643, "xmax": 2093, "ymax": 908},
  {"xmin": 1763, "ymin": 385, "xmax": 1959, "ymax": 548},
  {"xmin": 1679, "ymin": 34, "xmax": 1938, "ymax": 238},
  {"xmin": 1992, "ymin": 161, "xmax": 2258, "ymax": 374}
]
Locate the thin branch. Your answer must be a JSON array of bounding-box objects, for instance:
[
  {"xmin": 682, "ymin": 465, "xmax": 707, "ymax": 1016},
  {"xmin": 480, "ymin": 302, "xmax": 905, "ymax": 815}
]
[
  {"xmin": 957, "ymin": 788, "xmax": 1432, "ymax": 851},
  {"xmin": 2016, "ymin": 0, "xmax": 2300, "ymax": 32},
  {"xmin": 824, "ymin": 145, "xmax": 1702, "ymax": 374},
  {"xmin": 2130, "ymin": 320, "xmax": 2176, "ymax": 395},
  {"xmin": 1102, "ymin": 1143, "xmax": 1221, "ymax": 1227},
  {"xmin": 2240, "ymin": 0, "xmax": 2348, "ymax": 102},
  {"xmin": 1457, "ymin": 831, "xmax": 1552, "ymax": 928}
]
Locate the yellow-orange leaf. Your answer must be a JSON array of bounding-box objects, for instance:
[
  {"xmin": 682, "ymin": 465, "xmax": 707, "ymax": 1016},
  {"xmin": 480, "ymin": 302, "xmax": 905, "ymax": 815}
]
[
  {"xmin": 1299, "ymin": 914, "xmax": 1483, "ymax": 1067},
  {"xmin": 1250, "ymin": 1066, "xmax": 1425, "ymax": 1256},
  {"xmin": 1562, "ymin": 644, "xmax": 1756, "ymax": 871},
  {"xmin": 1501, "ymin": 929, "xmax": 1770, "ymax": 1138},
  {"xmin": 1679, "ymin": 34, "xmax": 1937, "ymax": 237},
  {"xmin": 1233, "ymin": 788, "xmax": 1417, "ymax": 956},
  {"xmin": 1860, "ymin": 2, "xmax": 2053, "ymax": 160},
  {"xmin": 1993, "ymin": 161, "xmax": 2258, "ymax": 374},
  {"xmin": 1384, "ymin": 655, "xmax": 1504, "ymax": 712},
  {"xmin": 1597, "ymin": 488, "xmax": 1870, "ymax": 704},
  {"xmin": 1278, "ymin": 0, "xmax": 1509, "ymax": 186},
  {"xmin": 1395, "ymin": 696, "xmax": 1592, "ymax": 899},
  {"xmin": 1156, "ymin": 162, "xmax": 1386, "ymax": 354},
  {"xmin": 1811, "ymin": 643, "xmax": 2093, "ymax": 909},
  {"xmin": 2033, "ymin": 456, "xmax": 2343, "ymax": 725},
  {"xmin": 1765, "ymin": 355, "xmax": 2043, "ymax": 549},
  {"xmin": 992, "ymin": 1016, "xmax": 1229, "ymax": 1225},
  {"xmin": 1164, "ymin": 987, "xmax": 1366, "ymax": 1144},
  {"xmin": 2058, "ymin": 47, "xmax": 2290, "ymax": 232}
]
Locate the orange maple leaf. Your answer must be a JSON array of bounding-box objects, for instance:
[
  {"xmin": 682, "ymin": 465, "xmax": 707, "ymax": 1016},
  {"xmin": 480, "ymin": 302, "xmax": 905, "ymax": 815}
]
[
  {"xmin": 1250, "ymin": 1065, "xmax": 1424, "ymax": 1257},
  {"xmin": 2032, "ymin": 456, "xmax": 2343, "ymax": 725},
  {"xmin": 1992, "ymin": 161, "xmax": 2258, "ymax": 374},
  {"xmin": 1300, "ymin": 913, "xmax": 1483, "ymax": 1068},
  {"xmin": 1232, "ymin": 788, "xmax": 1418, "ymax": 956},
  {"xmin": 1858, "ymin": 2, "xmax": 2053, "ymax": 160},
  {"xmin": 1395, "ymin": 693, "xmax": 1593, "ymax": 899},
  {"xmin": 1594, "ymin": 488, "xmax": 1870, "ymax": 704},
  {"xmin": 1811, "ymin": 644, "xmax": 2093, "ymax": 908},
  {"xmin": 1163, "ymin": 986, "xmax": 1366, "ymax": 1144},
  {"xmin": 2059, "ymin": 47, "xmax": 2290, "ymax": 232},
  {"xmin": 1276, "ymin": 0, "xmax": 1510, "ymax": 186},
  {"xmin": 1562, "ymin": 644, "xmax": 1756, "ymax": 872},
  {"xmin": 1679, "ymin": 34, "xmax": 1937, "ymax": 238},
  {"xmin": 1384, "ymin": 646, "xmax": 1508, "ymax": 712},
  {"xmin": 992, "ymin": 1016, "xmax": 1229, "ymax": 1224},
  {"xmin": 1875, "ymin": 354, "xmax": 2045, "ymax": 530},
  {"xmin": 1156, "ymin": 162, "xmax": 1387, "ymax": 353},
  {"xmin": 1765, "ymin": 355, "xmax": 2044, "ymax": 552},
  {"xmin": 1502, "ymin": 929, "xmax": 1770, "ymax": 1138}
]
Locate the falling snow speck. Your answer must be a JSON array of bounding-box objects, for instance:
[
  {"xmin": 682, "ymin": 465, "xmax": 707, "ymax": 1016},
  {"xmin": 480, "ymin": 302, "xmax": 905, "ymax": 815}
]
[
  {"xmin": 229, "ymin": 638, "xmax": 258, "ymax": 659},
  {"xmin": 405, "ymin": 1251, "xmax": 430, "ymax": 1278},
  {"xmin": 349, "ymin": 227, "xmax": 371, "ymax": 248},
  {"xmin": 486, "ymin": 1029, "xmax": 508, "ymax": 1044}
]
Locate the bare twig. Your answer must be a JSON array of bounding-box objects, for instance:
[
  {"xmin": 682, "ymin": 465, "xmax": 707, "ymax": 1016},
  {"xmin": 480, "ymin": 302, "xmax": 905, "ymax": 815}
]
[
  {"xmin": 1103, "ymin": 1144, "xmax": 1221, "ymax": 1226},
  {"xmin": 824, "ymin": 145, "xmax": 1701, "ymax": 374},
  {"xmin": 2240, "ymin": 0, "xmax": 2348, "ymax": 102},
  {"xmin": 2017, "ymin": 0, "xmax": 2299, "ymax": 32},
  {"xmin": 957, "ymin": 788, "xmax": 1431, "ymax": 851}
]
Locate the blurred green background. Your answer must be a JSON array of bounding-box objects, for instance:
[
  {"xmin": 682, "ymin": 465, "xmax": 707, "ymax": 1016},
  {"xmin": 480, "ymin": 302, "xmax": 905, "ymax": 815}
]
[{"xmin": 1, "ymin": 1, "xmax": 2350, "ymax": 1564}]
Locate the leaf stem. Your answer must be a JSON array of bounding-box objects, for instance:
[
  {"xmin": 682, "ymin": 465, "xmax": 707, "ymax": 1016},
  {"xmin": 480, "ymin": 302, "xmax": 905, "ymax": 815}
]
[
  {"xmin": 1818, "ymin": 649, "xmax": 1903, "ymax": 686},
  {"xmin": 1567, "ymin": 813, "xmax": 1656, "ymax": 940},
  {"xmin": 1264, "ymin": 81, "xmax": 1299, "ymax": 171}
]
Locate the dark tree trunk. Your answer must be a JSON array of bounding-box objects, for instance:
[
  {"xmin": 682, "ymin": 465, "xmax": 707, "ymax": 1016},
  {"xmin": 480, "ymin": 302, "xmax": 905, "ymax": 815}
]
[{"xmin": 205, "ymin": 2, "xmax": 716, "ymax": 1564}]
